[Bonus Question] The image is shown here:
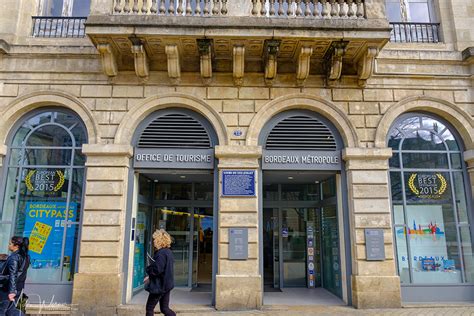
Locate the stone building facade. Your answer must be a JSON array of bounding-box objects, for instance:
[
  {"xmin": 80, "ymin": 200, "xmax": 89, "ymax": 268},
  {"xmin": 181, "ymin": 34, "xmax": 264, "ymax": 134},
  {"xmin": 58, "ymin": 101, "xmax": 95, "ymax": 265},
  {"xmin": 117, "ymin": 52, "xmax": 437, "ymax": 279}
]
[{"xmin": 0, "ymin": 0, "xmax": 473, "ymax": 314}]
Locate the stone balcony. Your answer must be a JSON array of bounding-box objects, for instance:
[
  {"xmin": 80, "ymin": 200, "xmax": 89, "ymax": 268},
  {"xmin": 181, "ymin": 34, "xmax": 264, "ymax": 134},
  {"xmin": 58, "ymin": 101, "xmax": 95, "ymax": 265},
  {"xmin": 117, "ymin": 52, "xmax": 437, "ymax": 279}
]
[{"xmin": 86, "ymin": 0, "xmax": 391, "ymax": 86}]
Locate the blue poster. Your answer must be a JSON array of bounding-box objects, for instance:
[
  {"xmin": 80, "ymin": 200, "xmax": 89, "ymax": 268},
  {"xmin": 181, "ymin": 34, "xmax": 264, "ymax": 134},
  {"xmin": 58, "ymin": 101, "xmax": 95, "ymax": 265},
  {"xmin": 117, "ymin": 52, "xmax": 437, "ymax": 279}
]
[
  {"xmin": 222, "ymin": 170, "xmax": 256, "ymax": 196},
  {"xmin": 24, "ymin": 202, "xmax": 77, "ymax": 269}
]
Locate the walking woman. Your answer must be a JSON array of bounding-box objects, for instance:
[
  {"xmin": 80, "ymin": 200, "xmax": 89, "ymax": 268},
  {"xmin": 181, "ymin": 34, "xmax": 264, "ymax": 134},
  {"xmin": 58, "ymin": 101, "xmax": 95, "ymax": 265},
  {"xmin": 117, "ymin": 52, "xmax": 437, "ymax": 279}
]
[
  {"xmin": 145, "ymin": 229, "xmax": 175, "ymax": 316},
  {"xmin": 0, "ymin": 236, "xmax": 30, "ymax": 316}
]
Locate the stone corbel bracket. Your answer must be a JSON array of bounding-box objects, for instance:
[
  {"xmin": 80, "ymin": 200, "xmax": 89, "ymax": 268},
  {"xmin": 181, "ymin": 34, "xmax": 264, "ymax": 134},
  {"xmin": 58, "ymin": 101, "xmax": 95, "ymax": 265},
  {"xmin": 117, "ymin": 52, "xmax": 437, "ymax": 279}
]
[
  {"xmin": 325, "ymin": 41, "xmax": 348, "ymax": 85},
  {"xmin": 264, "ymin": 40, "xmax": 281, "ymax": 86},
  {"xmin": 233, "ymin": 45, "xmax": 245, "ymax": 86},
  {"xmin": 0, "ymin": 40, "xmax": 10, "ymax": 55},
  {"xmin": 97, "ymin": 43, "xmax": 118, "ymax": 77},
  {"xmin": 357, "ymin": 46, "xmax": 379, "ymax": 87},
  {"xmin": 296, "ymin": 46, "xmax": 313, "ymax": 87},
  {"xmin": 130, "ymin": 37, "xmax": 149, "ymax": 80},
  {"xmin": 197, "ymin": 39, "xmax": 213, "ymax": 85},
  {"xmin": 165, "ymin": 44, "xmax": 181, "ymax": 85}
]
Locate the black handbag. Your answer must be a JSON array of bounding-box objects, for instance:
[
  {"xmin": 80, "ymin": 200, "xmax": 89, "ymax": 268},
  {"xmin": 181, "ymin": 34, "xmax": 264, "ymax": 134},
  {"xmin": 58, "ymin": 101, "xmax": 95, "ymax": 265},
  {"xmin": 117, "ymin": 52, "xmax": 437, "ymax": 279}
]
[{"xmin": 144, "ymin": 255, "xmax": 166, "ymax": 295}]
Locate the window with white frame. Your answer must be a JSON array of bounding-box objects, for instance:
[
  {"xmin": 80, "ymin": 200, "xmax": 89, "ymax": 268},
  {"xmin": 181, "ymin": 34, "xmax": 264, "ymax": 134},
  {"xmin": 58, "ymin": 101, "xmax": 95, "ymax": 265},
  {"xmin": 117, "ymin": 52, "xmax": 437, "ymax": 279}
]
[
  {"xmin": 39, "ymin": 0, "xmax": 90, "ymax": 17},
  {"xmin": 385, "ymin": 0, "xmax": 435, "ymax": 22}
]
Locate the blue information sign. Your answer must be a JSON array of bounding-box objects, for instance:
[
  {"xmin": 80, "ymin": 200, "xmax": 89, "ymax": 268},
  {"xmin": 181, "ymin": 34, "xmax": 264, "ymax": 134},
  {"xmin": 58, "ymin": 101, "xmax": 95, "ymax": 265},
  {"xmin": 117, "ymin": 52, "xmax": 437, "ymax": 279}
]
[{"xmin": 222, "ymin": 170, "xmax": 256, "ymax": 196}]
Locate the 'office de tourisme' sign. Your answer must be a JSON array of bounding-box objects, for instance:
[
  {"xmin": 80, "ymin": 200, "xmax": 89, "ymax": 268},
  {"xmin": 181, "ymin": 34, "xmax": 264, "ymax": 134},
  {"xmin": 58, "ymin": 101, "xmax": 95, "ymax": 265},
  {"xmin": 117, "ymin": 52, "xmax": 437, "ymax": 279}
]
[{"xmin": 133, "ymin": 148, "xmax": 214, "ymax": 169}]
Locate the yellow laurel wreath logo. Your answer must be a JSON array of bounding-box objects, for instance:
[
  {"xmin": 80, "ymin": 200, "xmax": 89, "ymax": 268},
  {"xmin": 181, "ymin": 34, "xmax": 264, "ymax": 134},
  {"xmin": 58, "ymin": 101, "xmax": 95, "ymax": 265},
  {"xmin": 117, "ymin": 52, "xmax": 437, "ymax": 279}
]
[
  {"xmin": 25, "ymin": 170, "xmax": 36, "ymax": 191},
  {"xmin": 53, "ymin": 170, "xmax": 65, "ymax": 192},
  {"xmin": 436, "ymin": 173, "xmax": 447, "ymax": 195},
  {"xmin": 408, "ymin": 173, "xmax": 419, "ymax": 195}
]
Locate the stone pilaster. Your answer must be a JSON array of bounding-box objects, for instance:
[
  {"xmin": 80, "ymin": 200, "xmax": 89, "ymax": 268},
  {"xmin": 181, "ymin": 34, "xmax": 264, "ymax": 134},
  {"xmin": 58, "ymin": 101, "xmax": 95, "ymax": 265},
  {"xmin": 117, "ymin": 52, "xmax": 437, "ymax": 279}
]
[
  {"xmin": 214, "ymin": 145, "xmax": 262, "ymax": 310},
  {"xmin": 0, "ymin": 145, "xmax": 7, "ymax": 168},
  {"xmin": 343, "ymin": 147, "xmax": 402, "ymax": 309},
  {"xmin": 72, "ymin": 144, "xmax": 133, "ymax": 316}
]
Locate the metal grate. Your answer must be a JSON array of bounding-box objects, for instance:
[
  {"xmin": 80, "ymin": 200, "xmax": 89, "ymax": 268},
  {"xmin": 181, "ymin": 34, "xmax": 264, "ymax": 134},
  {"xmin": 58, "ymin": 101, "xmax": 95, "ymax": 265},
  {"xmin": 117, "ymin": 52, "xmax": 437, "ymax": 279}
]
[
  {"xmin": 265, "ymin": 115, "xmax": 337, "ymax": 150},
  {"xmin": 138, "ymin": 113, "xmax": 211, "ymax": 148},
  {"xmin": 390, "ymin": 22, "xmax": 440, "ymax": 43},
  {"xmin": 32, "ymin": 17, "xmax": 87, "ymax": 38}
]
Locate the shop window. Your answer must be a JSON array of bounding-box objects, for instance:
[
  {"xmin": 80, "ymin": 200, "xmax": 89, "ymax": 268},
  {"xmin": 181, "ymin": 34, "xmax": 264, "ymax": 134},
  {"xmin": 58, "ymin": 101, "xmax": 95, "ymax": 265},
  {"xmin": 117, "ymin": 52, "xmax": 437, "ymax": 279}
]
[
  {"xmin": 388, "ymin": 114, "xmax": 474, "ymax": 285},
  {"xmin": 0, "ymin": 110, "xmax": 87, "ymax": 285}
]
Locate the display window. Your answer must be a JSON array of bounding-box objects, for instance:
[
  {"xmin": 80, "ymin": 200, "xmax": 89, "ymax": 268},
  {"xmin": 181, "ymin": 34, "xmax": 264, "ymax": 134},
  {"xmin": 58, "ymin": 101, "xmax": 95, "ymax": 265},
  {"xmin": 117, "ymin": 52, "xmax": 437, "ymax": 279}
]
[
  {"xmin": 0, "ymin": 109, "xmax": 87, "ymax": 285},
  {"xmin": 388, "ymin": 114, "xmax": 474, "ymax": 285}
]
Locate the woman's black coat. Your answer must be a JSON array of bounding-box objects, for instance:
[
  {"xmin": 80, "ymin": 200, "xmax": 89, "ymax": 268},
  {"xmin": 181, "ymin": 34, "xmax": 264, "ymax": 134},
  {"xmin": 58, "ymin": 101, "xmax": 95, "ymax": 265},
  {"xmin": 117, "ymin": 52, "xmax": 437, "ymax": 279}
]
[
  {"xmin": 146, "ymin": 247, "xmax": 174, "ymax": 294},
  {"xmin": 1, "ymin": 251, "xmax": 28, "ymax": 294}
]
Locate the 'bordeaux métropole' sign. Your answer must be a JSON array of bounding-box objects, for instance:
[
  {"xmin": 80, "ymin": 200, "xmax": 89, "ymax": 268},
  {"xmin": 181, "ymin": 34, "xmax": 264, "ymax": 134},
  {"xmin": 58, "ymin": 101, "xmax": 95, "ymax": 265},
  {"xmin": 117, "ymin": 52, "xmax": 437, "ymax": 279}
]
[
  {"xmin": 133, "ymin": 148, "xmax": 214, "ymax": 169},
  {"xmin": 262, "ymin": 150, "xmax": 341, "ymax": 170}
]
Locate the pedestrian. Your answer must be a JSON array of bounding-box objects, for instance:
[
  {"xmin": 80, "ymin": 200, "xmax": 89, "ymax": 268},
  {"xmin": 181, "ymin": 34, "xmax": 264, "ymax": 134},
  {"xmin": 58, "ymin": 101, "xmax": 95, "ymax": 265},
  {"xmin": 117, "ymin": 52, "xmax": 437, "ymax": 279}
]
[
  {"xmin": 144, "ymin": 229, "xmax": 175, "ymax": 316},
  {"xmin": 0, "ymin": 237, "xmax": 30, "ymax": 316}
]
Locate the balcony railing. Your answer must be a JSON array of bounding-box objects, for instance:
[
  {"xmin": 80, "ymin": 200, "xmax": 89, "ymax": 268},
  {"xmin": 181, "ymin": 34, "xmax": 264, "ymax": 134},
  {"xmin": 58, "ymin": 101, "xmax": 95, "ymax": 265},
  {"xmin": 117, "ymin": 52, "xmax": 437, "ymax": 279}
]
[
  {"xmin": 113, "ymin": 0, "xmax": 366, "ymax": 19},
  {"xmin": 390, "ymin": 22, "xmax": 440, "ymax": 43},
  {"xmin": 32, "ymin": 17, "xmax": 87, "ymax": 38}
]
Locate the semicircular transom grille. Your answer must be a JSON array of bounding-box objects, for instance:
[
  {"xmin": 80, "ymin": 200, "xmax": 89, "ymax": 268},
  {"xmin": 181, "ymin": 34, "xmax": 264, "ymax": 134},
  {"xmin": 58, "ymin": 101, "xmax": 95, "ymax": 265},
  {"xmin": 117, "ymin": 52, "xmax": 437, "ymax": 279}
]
[
  {"xmin": 138, "ymin": 113, "xmax": 211, "ymax": 148},
  {"xmin": 265, "ymin": 115, "xmax": 337, "ymax": 151}
]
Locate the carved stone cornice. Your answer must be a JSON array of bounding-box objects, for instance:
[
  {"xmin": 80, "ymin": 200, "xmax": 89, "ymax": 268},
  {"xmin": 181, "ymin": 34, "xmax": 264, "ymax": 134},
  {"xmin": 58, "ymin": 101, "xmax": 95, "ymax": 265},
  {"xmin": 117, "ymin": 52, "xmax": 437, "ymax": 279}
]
[
  {"xmin": 165, "ymin": 44, "xmax": 181, "ymax": 85},
  {"xmin": 357, "ymin": 46, "xmax": 378, "ymax": 87},
  {"xmin": 264, "ymin": 40, "xmax": 281, "ymax": 86},
  {"xmin": 296, "ymin": 46, "xmax": 313, "ymax": 86},
  {"xmin": 197, "ymin": 39, "xmax": 213, "ymax": 84},
  {"xmin": 131, "ymin": 42, "xmax": 149, "ymax": 80},
  {"xmin": 325, "ymin": 41, "xmax": 348, "ymax": 85},
  {"xmin": 233, "ymin": 45, "xmax": 245, "ymax": 86},
  {"xmin": 97, "ymin": 43, "xmax": 118, "ymax": 77}
]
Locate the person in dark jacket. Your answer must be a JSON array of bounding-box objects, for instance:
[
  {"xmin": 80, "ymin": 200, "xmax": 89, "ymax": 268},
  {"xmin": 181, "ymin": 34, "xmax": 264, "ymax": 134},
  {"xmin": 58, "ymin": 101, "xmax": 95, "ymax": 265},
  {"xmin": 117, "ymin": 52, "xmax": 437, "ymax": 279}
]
[
  {"xmin": 144, "ymin": 229, "xmax": 175, "ymax": 316},
  {"xmin": 0, "ymin": 236, "xmax": 30, "ymax": 316}
]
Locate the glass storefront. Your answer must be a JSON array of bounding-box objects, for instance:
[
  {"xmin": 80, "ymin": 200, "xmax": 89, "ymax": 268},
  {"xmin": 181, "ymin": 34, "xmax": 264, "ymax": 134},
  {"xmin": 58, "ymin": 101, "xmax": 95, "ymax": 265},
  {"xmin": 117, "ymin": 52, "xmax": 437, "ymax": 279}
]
[
  {"xmin": 0, "ymin": 109, "xmax": 87, "ymax": 302},
  {"xmin": 131, "ymin": 174, "xmax": 214, "ymax": 291},
  {"xmin": 262, "ymin": 175, "xmax": 342, "ymax": 297},
  {"xmin": 388, "ymin": 114, "xmax": 474, "ymax": 286}
]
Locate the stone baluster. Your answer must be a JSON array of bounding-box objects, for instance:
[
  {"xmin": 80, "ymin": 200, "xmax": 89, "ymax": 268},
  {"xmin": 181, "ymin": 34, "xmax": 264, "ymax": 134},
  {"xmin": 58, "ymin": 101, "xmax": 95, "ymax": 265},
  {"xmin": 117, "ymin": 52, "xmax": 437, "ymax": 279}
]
[
  {"xmin": 269, "ymin": 0, "xmax": 276, "ymax": 15},
  {"xmin": 260, "ymin": 0, "xmax": 267, "ymax": 15},
  {"xmin": 124, "ymin": 0, "xmax": 131, "ymax": 13},
  {"xmin": 338, "ymin": 0, "xmax": 345, "ymax": 17},
  {"xmin": 142, "ymin": 0, "xmax": 149, "ymax": 13},
  {"xmin": 168, "ymin": 0, "xmax": 175, "ymax": 14},
  {"xmin": 185, "ymin": 0, "xmax": 192, "ymax": 15},
  {"xmin": 221, "ymin": 0, "xmax": 227, "ymax": 14},
  {"xmin": 347, "ymin": 0, "xmax": 354, "ymax": 17},
  {"xmin": 278, "ymin": 0, "xmax": 284, "ymax": 16},
  {"xmin": 177, "ymin": 0, "xmax": 184, "ymax": 14},
  {"xmin": 286, "ymin": 0, "xmax": 293, "ymax": 16},
  {"xmin": 204, "ymin": 0, "xmax": 210, "ymax": 15},
  {"xmin": 114, "ymin": 0, "xmax": 122, "ymax": 13},
  {"xmin": 251, "ymin": 0, "xmax": 258, "ymax": 15},
  {"xmin": 304, "ymin": 0, "xmax": 311, "ymax": 16},
  {"xmin": 195, "ymin": 0, "xmax": 202, "ymax": 14},
  {"xmin": 212, "ymin": 0, "xmax": 219, "ymax": 15},
  {"xmin": 159, "ymin": 0, "xmax": 166, "ymax": 14},
  {"xmin": 296, "ymin": 0, "xmax": 302, "ymax": 15},
  {"xmin": 330, "ymin": 0, "xmax": 337, "ymax": 17},
  {"xmin": 356, "ymin": 0, "xmax": 363, "ymax": 18},
  {"xmin": 132, "ymin": 0, "xmax": 139, "ymax": 13},
  {"xmin": 312, "ymin": 0, "xmax": 319, "ymax": 16},
  {"xmin": 321, "ymin": 0, "xmax": 328, "ymax": 17}
]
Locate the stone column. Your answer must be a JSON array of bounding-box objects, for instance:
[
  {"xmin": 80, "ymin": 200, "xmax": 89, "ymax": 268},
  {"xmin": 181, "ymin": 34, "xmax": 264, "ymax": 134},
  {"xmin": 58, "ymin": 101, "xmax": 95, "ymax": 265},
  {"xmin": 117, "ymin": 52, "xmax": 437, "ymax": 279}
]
[
  {"xmin": 90, "ymin": 0, "xmax": 114, "ymax": 15},
  {"xmin": 72, "ymin": 144, "xmax": 132, "ymax": 315},
  {"xmin": 214, "ymin": 145, "xmax": 262, "ymax": 310},
  {"xmin": 343, "ymin": 147, "xmax": 402, "ymax": 309}
]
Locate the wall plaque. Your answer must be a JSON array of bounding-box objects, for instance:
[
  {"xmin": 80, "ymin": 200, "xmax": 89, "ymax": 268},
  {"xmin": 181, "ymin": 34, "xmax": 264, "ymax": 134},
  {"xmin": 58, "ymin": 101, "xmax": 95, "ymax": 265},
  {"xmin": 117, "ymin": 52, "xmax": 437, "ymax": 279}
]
[
  {"xmin": 229, "ymin": 228, "xmax": 248, "ymax": 260},
  {"xmin": 222, "ymin": 170, "xmax": 255, "ymax": 196},
  {"xmin": 365, "ymin": 229, "xmax": 385, "ymax": 261}
]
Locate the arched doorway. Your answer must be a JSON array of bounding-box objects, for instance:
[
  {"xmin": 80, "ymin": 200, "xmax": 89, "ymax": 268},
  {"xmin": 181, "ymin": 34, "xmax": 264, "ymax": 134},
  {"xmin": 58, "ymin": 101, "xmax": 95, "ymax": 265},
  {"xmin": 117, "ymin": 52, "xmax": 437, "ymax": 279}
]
[
  {"xmin": 125, "ymin": 108, "xmax": 219, "ymax": 304},
  {"xmin": 388, "ymin": 113, "xmax": 474, "ymax": 302},
  {"xmin": 0, "ymin": 109, "xmax": 88, "ymax": 303},
  {"xmin": 259, "ymin": 110, "xmax": 351, "ymax": 305}
]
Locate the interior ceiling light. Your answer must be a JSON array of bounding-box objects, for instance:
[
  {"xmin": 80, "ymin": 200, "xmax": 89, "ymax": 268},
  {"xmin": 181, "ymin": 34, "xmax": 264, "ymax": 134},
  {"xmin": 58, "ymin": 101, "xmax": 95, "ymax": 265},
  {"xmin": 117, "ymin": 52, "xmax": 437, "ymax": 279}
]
[
  {"xmin": 180, "ymin": 175, "xmax": 186, "ymax": 179},
  {"xmin": 288, "ymin": 176, "xmax": 294, "ymax": 180}
]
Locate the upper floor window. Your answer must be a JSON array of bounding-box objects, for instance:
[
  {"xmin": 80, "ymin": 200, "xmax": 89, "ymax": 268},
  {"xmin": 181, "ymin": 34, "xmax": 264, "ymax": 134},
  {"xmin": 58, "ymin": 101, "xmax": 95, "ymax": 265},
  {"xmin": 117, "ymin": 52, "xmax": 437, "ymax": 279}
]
[
  {"xmin": 386, "ymin": 0, "xmax": 435, "ymax": 23},
  {"xmin": 39, "ymin": 0, "xmax": 90, "ymax": 17}
]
